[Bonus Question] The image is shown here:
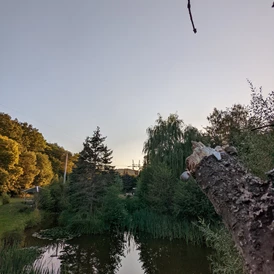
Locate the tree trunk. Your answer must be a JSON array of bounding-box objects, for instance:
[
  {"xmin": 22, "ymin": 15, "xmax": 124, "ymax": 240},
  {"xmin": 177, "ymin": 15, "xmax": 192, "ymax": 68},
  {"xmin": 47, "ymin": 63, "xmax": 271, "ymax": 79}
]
[{"xmin": 194, "ymin": 153, "xmax": 274, "ymax": 274}]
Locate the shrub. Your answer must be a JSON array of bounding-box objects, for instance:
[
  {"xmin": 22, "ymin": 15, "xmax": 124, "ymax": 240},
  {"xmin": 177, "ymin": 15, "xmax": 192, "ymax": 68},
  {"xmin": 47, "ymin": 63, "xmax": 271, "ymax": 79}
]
[
  {"xmin": 38, "ymin": 189, "xmax": 53, "ymax": 211},
  {"xmin": 25, "ymin": 209, "xmax": 42, "ymax": 228},
  {"xmin": 18, "ymin": 205, "xmax": 33, "ymax": 213},
  {"xmin": 197, "ymin": 220, "xmax": 245, "ymax": 274},
  {"xmin": 1, "ymin": 192, "xmax": 10, "ymax": 205}
]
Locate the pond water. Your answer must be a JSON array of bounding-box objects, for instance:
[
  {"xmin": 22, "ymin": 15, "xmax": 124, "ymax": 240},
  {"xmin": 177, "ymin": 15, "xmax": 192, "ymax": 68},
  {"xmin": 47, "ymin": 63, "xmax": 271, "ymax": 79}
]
[{"xmin": 24, "ymin": 230, "xmax": 211, "ymax": 274}]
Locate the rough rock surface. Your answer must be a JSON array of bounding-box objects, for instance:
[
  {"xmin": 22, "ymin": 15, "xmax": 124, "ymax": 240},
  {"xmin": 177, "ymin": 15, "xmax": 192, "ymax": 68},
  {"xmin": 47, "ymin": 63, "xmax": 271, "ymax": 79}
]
[{"xmin": 194, "ymin": 153, "xmax": 274, "ymax": 274}]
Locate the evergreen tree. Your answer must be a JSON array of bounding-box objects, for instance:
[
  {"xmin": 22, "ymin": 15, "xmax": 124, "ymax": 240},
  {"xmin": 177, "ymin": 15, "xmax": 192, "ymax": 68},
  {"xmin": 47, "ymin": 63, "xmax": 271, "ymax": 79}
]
[
  {"xmin": 80, "ymin": 126, "xmax": 113, "ymax": 172},
  {"xmin": 68, "ymin": 127, "xmax": 114, "ymax": 214}
]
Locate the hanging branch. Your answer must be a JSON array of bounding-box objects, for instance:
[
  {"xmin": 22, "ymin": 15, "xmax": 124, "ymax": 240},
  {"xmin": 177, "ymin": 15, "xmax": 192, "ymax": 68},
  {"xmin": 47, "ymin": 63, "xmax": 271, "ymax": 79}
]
[
  {"xmin": 187, "ymin": 0, "xmax": 197, "ymax": 33},
  {"xmin": 251, "ymin": 123, "xmax": 274, "ymax": 131}
]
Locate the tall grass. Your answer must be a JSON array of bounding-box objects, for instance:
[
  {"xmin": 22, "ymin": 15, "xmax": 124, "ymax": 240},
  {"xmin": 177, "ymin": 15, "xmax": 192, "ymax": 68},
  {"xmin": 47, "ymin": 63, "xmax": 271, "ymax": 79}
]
[
  {"xmin": 60, "ymin": 210, "xmax": 106, "ymax": 235},
  {"xmin": 197, "ymin": 220, "xmax": 245, "ymax": 274},
  {"xmin": 0, "ymin": 246, "xmax": 66, "ymax": 274},
  {"xmin": 0, "ymin": 246, "xmax": 36, "ymax": 274},
  {"xmin": 126, "ymin": 209, "xmax": 204, "ymax": 244}
]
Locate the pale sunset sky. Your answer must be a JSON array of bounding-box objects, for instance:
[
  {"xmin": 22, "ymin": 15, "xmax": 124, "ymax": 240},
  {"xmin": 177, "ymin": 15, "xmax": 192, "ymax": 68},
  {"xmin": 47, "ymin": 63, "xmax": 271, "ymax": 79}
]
[{"xmin": 0, "ymin": 1, "xmax": 273, "ymax": 168}]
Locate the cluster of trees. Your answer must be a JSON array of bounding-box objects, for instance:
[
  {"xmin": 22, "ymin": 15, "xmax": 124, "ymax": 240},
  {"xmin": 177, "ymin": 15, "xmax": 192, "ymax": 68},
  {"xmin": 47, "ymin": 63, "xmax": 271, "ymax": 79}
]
[
  {"xmin": 0, "ymin": 113, "xmax": 77, "ymax": 195},
  {"xmin": 205, "ymin": 82, "xmax": 274, "ymax": 178},
  {"xmin": 132, "ymin": 82, "xmax": 274, "ymax": 236},
  {"xmin": 139, "ymin": 114, "xmax": 216, "ymax": 221},
  {"xmin": 1, "ymin": 82, "xmax": 273, "ymax": 244},
  {"xmin": 40, "ymin": 82, "xmax": 273, "ymax": 241}
]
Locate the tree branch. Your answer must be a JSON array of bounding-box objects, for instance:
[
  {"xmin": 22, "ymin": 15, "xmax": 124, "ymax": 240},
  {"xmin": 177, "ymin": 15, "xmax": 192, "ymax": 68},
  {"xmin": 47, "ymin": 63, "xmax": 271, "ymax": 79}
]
[
  {"xmin": 251, "ymin": 124, "xmax": 274, "ymax": 131},
  {"xmin": 187, "ymin": 0, "xmax": 197, "ymax": 33}
]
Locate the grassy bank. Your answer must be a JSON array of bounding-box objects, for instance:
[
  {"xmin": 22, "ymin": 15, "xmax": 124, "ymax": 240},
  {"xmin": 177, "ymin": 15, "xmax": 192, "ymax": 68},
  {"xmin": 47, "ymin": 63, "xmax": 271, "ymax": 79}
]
[{"xmin": 0, "ymin": 197, "xmax": 41, "ymax": 239}]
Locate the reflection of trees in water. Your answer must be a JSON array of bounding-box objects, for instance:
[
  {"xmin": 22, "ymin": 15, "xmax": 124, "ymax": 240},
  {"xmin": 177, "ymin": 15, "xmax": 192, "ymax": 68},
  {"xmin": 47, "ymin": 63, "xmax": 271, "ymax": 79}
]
[
  {"xmin": 58, "ymin": 233, "xmax": 126, "ymax": 274},
  {"xmin": 135, "ymin": 234, "xmax": 210, "ymax": 274}
]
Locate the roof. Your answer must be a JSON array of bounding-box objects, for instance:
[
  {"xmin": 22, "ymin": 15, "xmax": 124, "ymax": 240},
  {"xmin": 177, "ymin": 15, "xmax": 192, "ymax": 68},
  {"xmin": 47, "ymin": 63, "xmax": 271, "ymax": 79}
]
[
  {"xmin": 22, "ymin": 186, "xmax": 44, "ymax": 194},
  {"xmin": 116, "ymin": 168, "xmax": 139, "ymax": 177}
]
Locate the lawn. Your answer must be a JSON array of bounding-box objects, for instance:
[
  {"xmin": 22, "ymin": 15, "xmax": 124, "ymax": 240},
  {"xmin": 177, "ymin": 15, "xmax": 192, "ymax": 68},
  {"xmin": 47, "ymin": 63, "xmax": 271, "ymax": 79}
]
[{"xmin": 0, "ymin": 198, "xmax": 37, "ymax": 238}]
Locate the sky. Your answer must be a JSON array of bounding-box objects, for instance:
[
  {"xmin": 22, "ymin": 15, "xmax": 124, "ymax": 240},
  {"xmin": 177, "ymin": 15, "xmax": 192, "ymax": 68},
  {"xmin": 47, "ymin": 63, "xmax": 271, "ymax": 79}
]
[{"xmin": 0, "ymin": 0, "xmax": 273, "ymax": 168}]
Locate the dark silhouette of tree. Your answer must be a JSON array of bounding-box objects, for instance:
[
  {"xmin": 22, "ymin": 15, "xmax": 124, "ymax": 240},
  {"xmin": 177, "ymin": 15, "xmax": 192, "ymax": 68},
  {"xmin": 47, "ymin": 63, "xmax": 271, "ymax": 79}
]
[{"xmin": 68, "ymin": 127, "xmax": 114, "ymax": 214}]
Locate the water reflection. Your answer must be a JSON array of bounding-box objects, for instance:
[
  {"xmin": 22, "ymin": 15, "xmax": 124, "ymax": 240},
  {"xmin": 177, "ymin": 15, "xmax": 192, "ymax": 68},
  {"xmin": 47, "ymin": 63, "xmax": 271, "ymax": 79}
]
[
  {"xmin": 24, "ymin": 232, "xmax": 210, "ymax": 274},
  {"xmin": 59, "ymin": 233, "xmax": 126, "ymax": 273},
  {"xmin": 135, "ymin": 234, "xmax": 210, "ymax": 274}
]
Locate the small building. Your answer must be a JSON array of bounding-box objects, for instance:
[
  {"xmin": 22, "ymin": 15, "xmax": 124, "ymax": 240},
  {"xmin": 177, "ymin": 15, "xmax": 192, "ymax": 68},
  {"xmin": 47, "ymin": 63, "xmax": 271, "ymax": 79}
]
[
  {"xmin": 116, "ymin": 168, "xmax": 139, "ymax": 177},
  {"xmin": 22, "ymin": 186, "xmax": 43, "ymax": 194},
  {"xmin": 22, "ymin": 186, "xmax": 44, "ymax": 207}
]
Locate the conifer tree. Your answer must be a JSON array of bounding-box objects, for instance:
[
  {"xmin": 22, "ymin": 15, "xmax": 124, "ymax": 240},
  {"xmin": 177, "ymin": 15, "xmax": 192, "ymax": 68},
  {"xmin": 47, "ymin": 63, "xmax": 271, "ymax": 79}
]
[{"xmin": 69, "ymin": 127, "xmax": 114, "ymax": 214}]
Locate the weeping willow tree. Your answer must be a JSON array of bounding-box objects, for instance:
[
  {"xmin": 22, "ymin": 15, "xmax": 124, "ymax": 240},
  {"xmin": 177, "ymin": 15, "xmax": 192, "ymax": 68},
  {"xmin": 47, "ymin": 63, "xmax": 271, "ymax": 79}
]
[
  {"xmin": 143, "ymin": 114, "xmax": 184, "ymax": 176},
  {"xmin": 138, "ymin": 114, "xmax": 217, "ymax": 234},
  {"xmin": 143, "ymin": 114, "xmax": 204, "ymax": 176}
]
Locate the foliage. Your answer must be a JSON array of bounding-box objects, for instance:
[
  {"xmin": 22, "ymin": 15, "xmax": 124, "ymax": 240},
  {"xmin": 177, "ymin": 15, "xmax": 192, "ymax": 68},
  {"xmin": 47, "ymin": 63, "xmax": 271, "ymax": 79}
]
[
  {"xmin": 237, "ymin": 131, "xmax": 274, "ymax": 178},
  {"xmin": 121, "ymin": 174, "xmax": 137, "ymax": 193},
  {"xmin": 80, "ymin": 126, "xmax": 113, "ymax": 172},
  {"xmin": 45, "ymin": 143, "xmax": 78, "ymax": 179},
  {"xmin": 48, "ymin": 181, "xmax": 68, "ymax": 212},
  {"xmin": 38, "ymin": 189, "xmax": 53, "ymax": 211},
  {"xmin": 101, "ymin": 176, "xmax": 128, "ymax": 229},
  {"xmin": 127, "ymin": 208, "xmax": 204, "ymax": 243},
  {"xmin": 68, "ymin": 127, "xmax": 115, "ymax": 215},
  {"xmin": 1, "ymin": 229, "xmax": 25, "ymax": 248},
  {"xmin": 33, "ymin": 153, "xmax": 54, "ymax": 187},
  {"xmin": 143, "ymin": 113, "xmax": 185, "ymax": 176},
  {"xmin": 198, "ymin": 220, "xmax": 245, "ymax": 274},
  {"xmin": 138, "ymin": 162, "xmax": 175, "ymax": 215},
  {"xmin": 20, "ymin": 122, "xmax": 46, "ymax": 152},
  {"xmin": 65, "ymin": 212, "xmax": 106, "ymax": 235},
  {"xmin": 0, "ymin": 113, "xmax": 23, "ymax": 144},
  {"xmin": 0, "ymin": 135, "xmax": 23, "ymax": 193},
  {"xmin": 1, "ymin": 192, "xmax": 10, "ymax": 205},
  {"xmin": 173, "ymin": 178, "xmax": 218, "ymax": 223},
  {"xmin": 205, "ymin": 104, "xmax": 250, "ymax": 146},
  {"xmin": 0, "ymin": 113, "xmax": 76, "ymax": 195},
  {"xmin": 38, "ymin": 181, "xmax": 67, "ymax": 213},
  {"xmin": 138, "ymin": 113, "xmax": 218, "ymax": 238},
  {"xmin": 205, "ymin": 83, "xmax": 274, "ymax": 178},
  {"xmin": 248, "ymin": 80, "xmax": 274, "ymax": 127},
  {"xmin": 35, "ymin": 227, "xmax": 77, "ymax": 240},
  {"xmin": 0, "ymin": 246, "xmax": 39, "ymax": 274},
  {"xmin": 25, "ymin": 209, "xmax": 42, "ymax": 228},
  {"xmin": 17, "ymin": 151, "xmax": 39, "ymax": 191},
  {"xmin": 0, "ymin": 198, "xmax": 42, "ymax": 238}
]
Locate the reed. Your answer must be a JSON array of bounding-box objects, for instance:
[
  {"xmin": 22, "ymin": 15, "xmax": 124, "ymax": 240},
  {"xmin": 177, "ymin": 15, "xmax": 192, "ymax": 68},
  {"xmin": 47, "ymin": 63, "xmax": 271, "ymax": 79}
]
[{"xmin": 126, "ymin": 209, "xmax": 204, "ymax": 244}]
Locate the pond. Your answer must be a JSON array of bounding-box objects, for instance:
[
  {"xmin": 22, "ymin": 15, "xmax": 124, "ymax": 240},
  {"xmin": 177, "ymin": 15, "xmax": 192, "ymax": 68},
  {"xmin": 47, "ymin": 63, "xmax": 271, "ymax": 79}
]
[{"xmin": 24, "ymin": 230, "xmax": 211, "ymax": 274}]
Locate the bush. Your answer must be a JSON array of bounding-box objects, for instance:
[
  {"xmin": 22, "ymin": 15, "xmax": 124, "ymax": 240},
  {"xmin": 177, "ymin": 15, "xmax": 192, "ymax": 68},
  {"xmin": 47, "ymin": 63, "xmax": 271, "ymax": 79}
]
[
  {"xmin": 173, "ymin": 178, "xmax": 218, "ymax": 223},
  {"xmin": 197, "ymin": 220, "xmax": 245, "ymax": 274},
  {"xmin": 18, "ymin": 205, "xmax": 33, "ymax": 214},
  {"xmin": 1, "ymin": 192, "xmax": 10, "ymax": 205},
  {"xmin": 38, "ymin": 189, "xmax": 53, "ymax": 211},
  {"xmin": 101, "ymin": 180, "xmax": 128, "ymax": 229},
  {"xmin": 25, "ymin": 209, "xmax": 41, "ymax": 228}
]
